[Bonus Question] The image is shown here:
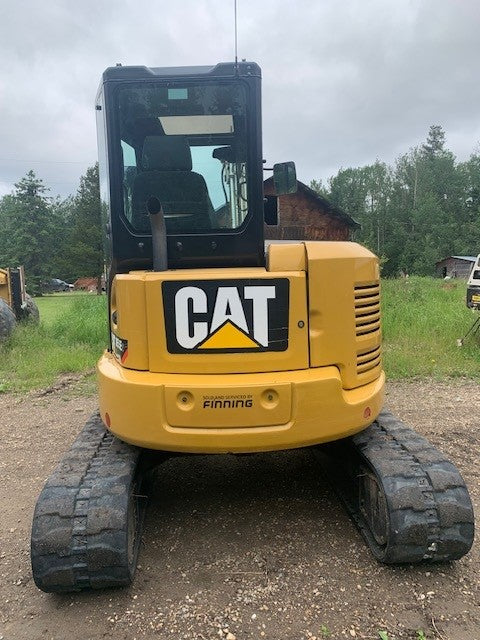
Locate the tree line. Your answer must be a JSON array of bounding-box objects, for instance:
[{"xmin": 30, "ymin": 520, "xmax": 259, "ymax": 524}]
[
  {"xmin": 311, "ymin": 125, "xmax": 480, "ymax": 276},
  {"xmin": 1, "ymin": 124, "xmax": 478, "ymax": 293},
  {"xmin": 0, "ymin": 165, "xmax": 104, "ymax": 294}
]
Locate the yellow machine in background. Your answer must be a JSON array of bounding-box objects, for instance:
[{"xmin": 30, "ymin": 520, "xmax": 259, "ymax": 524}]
[
  {"xmin": 31, "ymin": 62, "xmax": 474, "ymax": 593},
  {"xmin": 0, "ymin": 266, "xmax": 38, "ymax": 339}
]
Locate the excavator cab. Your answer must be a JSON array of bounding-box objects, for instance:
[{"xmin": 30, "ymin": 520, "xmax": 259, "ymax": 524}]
[
  {"xmin": 95, "ymin": 61, "xmax": 294, "ymax": 275},
  {"xmin": 30, "ymin": 61, "xmax": 474, "ymax": 594}
]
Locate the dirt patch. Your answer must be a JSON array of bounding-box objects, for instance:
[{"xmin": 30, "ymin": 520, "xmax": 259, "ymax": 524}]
[
  {"xmin": 0, "ymin": 380, "xmax": 478, "ymax": 640},
  {"xmin": 35, "ymin": 370, "xmax": 95, "ymax": 397}
]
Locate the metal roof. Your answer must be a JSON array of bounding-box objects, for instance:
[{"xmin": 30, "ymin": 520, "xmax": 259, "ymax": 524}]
[{"xmin": 435, "ymin": 255, "xmax": 478, "ymax": 265}]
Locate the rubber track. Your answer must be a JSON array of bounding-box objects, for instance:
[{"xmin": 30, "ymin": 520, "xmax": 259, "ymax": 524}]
[
  {"xmin": 31, "ymin": 412, "xmax": 145, "ymax": 592},
  {"xmin": 0, "ymin": 298, "xmax": 16, "ymax": 339},
  {"xmin": 316, "ymin": 410, "xmax": 475, "ymax": 564}
]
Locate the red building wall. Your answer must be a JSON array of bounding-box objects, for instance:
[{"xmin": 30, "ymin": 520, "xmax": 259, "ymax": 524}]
[{"xmin": 263, "ymin": 181, "xmax": 353, "ymax": 241}]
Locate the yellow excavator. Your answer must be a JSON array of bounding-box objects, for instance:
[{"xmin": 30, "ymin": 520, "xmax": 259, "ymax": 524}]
[
  {"xmin": 31, "ymin": 62, "xmax": 474, "ymax": 592},
  {"xmin": 0, "ymin": 266, "xmax": 39, "ymax": 339}
]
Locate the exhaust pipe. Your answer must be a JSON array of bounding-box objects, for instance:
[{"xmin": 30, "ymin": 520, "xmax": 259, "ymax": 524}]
[{"xmin": 146, "ymin": 196, "xmax": 168, "ymax": 271}]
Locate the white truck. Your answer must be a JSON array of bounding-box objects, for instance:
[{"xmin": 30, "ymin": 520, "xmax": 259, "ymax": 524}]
[{"xmin": 466, "ymin": 254, "xmax": 480, "ymax": 309}]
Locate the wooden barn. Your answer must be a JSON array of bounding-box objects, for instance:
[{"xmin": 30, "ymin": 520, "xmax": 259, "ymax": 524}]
[
  {"xmin": 435, "ymin": 256, "xmax": 477, "ymax": 279},
  {"xmin": 263, "ymin": 177, "xmax": 359, "ymax": 241}
]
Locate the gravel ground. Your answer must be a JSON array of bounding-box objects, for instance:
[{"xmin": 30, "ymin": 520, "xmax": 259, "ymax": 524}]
[{"xmin": 0, "ymin": 379, "xmax": 478, "ymax": 640}]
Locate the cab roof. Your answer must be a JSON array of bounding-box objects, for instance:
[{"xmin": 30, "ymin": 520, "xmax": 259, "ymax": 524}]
[{"xmin": 101, "ymin": 61, "xmax": 261, "ymax": 82}]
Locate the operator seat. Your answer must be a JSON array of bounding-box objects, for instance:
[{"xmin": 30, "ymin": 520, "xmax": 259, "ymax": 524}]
[{"xmin": 131, "ymin": 135, "xmax": 213, "ymax": 233}]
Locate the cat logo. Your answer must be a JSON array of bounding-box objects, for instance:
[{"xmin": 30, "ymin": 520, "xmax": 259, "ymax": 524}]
[{"xmin": 162, "ymin": 278, "xmax": 289, "ymax": 353}]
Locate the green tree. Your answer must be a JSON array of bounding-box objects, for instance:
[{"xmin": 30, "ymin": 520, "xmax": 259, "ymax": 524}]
[
  {"xmin": 309, "ymin": 178, "xmax": 330, "ymax": 199},
  {"xmin": 65, "ymin": 164, "xmax": 104, "ymax": 289},
  {"xmin": 312, "ymin": 125, "xmax": 479, "ymax": 277},
  {"xmin": 0, "ymin": 171, "xmax": 58, "ymax": 293},
  {"xmin": 321, "ymin": 163, "xmax": 395, "ymax": 269},
  {"xmin": 456, "ymin": 152, "xmax": 480, "ymax": 254},
  {"xmin": 422, "ymin": 124, "xmax": 446, "ymax": 157},
  {"xmin": 395, "ymin": 126, "xmax": 463, "ymax": 274},
  {"xmin": 328, "ymin": 166, "xmax": 368, "ymax": 217},
  {"xmin": 360, "ymin": 161, "xmax": 392, "ymax": 257}
]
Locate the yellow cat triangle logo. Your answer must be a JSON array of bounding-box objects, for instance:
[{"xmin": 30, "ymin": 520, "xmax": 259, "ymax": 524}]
[{"xmin": 198, "ymin": 320, "xmax": 260, "ymax": 349}]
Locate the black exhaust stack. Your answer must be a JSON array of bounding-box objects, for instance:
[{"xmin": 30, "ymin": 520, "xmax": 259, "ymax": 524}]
[{"xmin": 146, "ymin": 196, "xmax": 168, "ymax": 271}]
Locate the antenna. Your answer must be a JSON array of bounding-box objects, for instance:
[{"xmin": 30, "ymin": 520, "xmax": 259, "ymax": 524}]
[{"xmin": 234, "ymin": 0, "xmax": 238, "ymax": 67}]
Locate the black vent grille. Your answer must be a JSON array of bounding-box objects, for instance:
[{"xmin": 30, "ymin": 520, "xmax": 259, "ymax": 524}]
[
  {"xmin": 356, "ymin": 345, "xmax": 381, "ymax": 374},
  {"xmin": 354, "ymin": 282, "xmax": 381, "ymax": 377},
  {"xmin": 354, "ymin": 283, "xmax": 380, "ymax": 337}
]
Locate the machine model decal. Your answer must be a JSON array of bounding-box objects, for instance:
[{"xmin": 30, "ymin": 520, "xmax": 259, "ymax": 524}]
[
  {"xmin": 111, "ymin": 332, "xmax": 128, "ymax": 363},
  {"xmin": 162, "ymin": 279, "xmax": 289, "ymax": 353}
]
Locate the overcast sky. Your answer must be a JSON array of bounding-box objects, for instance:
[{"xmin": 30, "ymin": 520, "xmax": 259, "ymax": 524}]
[{"xmin": 1, "ymin": 0, "xmax": 480, "ymax": 198}]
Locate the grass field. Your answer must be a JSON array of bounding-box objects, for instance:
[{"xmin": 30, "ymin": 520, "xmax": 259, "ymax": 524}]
[
  {"xmin": 34, "ymin": 293, "xmax": 79, "ymax": 326},
  {"xmin": 0, "ymin": 278, "xmax": 478, "ymax": 393},
  {"xmin": 381, "ymin": 277, "xmax": 480, "ymax": 378},
  {"xmin": 0, "ymin": 294, "xmax": 107, "ymax": 392}
]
